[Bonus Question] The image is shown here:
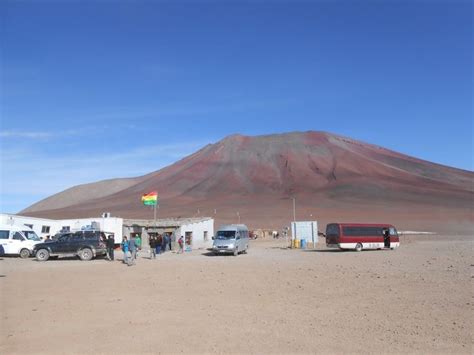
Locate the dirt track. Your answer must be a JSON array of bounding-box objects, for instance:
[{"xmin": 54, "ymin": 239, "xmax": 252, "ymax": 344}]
[{"xmin": 0, "ymin": 236, "xmax": 472, "ymax": 354}]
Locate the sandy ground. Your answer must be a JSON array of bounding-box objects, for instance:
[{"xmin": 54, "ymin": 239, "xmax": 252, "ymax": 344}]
[{"xmin": 0, "ymin": 236, "xmax": 472, "ymax": 354}]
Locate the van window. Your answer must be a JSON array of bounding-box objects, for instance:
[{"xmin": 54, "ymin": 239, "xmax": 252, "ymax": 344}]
[
  {"xmin": 41, "ymin": 226, "xmax": 50, "ymax": 233},
  {"xmin": 389, "ymin": 227, "xmax": 398, "ymax": 236},
  {"xmin": 23, "ymin": 231, "xmax": 41, "ymax": 241},
  {"xmin": 0, "ymin": 230, "xmax": 9, "ymax": 239},
  {"xmin": 12, "ymin": 232, "xmax": 24, "ymax": 241},
  {"xmin": 216, "ymin": 231, "xmax": 235, "ymax": 239}
]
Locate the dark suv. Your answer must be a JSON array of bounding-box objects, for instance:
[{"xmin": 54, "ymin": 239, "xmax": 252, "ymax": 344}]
[{"xmin": 34, "ymin": 231, "xmax": 108, "ymax": 261}]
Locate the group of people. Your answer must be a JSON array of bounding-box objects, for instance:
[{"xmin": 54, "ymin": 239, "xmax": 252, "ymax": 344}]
[
  {"xmin": 149, "ymin": 234, "xmax": 184, "ymax": 258},
  {"xmin": 119, "ymin": 234, "xmax": 185, "ymax": 265},
  {"xmin": 120, "ymin": 235, "xmax": 141, "ymax": 266}
]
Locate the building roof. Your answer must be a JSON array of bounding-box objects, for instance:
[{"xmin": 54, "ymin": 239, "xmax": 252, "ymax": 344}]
[{"xmin": 123, "ymin": 217, "xmax": 213, "ymax": 228}]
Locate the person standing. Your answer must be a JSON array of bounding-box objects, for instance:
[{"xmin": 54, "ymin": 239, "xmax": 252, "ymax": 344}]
[
  {"xmin": 178, "ymin": 236, "xmax": 184, "ymax": 254},
  {"xmin": 168, "ymin": 233, "xmax": 172, "ymax": 251},
  {"xmin": 106, "ymin": 234, "xmax": 115, "ymax": 261},
  {"xmin": 156, "ymin": 234, "xmax": 162, "ymax": 255},
  {"xmin": 135, "ymin": 234, "xmax": 142, "ymax": 252},
  {"xmin": 161, "ymin": 233, "xmax": 167, "ymax": 253},
  {"xmin": 149, "ymin": 235, "xmax": 157, "ymax": 259},
  {"xmin": 128, "ymin": 236, "xmax": 137, "ymax": 265},
  {"xmin": 121, "ymin": 236, "xmax": 129, "ymax": 264}
]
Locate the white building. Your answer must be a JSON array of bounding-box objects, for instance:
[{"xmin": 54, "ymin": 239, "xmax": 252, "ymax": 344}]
[
  {"xmin": 0, "ymin": 213, "xmax": 123, "ymax": 243},
  {"xmin": 0, "ymin": 213, "xmax": 214, "ymax": 249},
  {"xmin": 123, "ymin": 217, "xmax": 214, "ymax": 250}
]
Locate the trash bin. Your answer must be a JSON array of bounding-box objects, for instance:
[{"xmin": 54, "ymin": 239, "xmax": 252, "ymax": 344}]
[{"xmin": 300, "ymin": 239, "xmax": 306, "ymax": 249}]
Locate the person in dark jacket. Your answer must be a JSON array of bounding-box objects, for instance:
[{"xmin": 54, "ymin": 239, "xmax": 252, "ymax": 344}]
[
  {"xmin": 149, "ymin": 235, "xmax": 157, "ymax": 259},
  {"xmin": 128, "ymin": 236, "xmax": 137, "ymax": 266},
  {"xmin": 156, "ymin": 234, "xmax": 162, "ymax": 255},
  {"xmin": 106, "ymin": 234, "xmax": 115, "ymax": 261},
  {"xmin": 161, "ymin": 234, "xmax": 168, "ymax": 253}
]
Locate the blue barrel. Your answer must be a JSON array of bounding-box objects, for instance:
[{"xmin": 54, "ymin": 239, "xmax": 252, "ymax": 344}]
[{"xmin": 300, "ymin": 239, "xmax": 306, "ymax": 249}]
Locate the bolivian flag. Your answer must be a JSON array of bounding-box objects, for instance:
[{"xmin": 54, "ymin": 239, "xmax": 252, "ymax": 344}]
[{"xmin": 141, "ymin": 191, "xmax": 158, "ymax": 206}]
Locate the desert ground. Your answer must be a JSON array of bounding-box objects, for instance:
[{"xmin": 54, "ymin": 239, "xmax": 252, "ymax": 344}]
[{"xmin": 1, "ymin": 235, "xmax": 472, "ymax": 354}]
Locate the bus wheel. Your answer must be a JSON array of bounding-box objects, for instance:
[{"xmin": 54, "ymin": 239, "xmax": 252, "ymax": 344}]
[{"xmin": 355, "ymin": 243, "xmax": 363, "ymax": 252}]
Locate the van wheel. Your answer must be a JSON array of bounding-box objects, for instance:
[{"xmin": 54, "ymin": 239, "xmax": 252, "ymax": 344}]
[
  {"xmin": 19, "ymin": 248, "xmax": 30, "ymax": 259},
  {"xmin": 233, "ymin": 248, "xmax": 238, "ymax": 256},
  {"xmin": 36, "ymin": 249, "xmax": 50, "ymax": 261},
  {"xmin": 79, "ymin": 248, "xmax": 93, "ymax": 261},
  {"xmin": 355, "ymin": 243, "xmax": 363, "ymax": 252}
]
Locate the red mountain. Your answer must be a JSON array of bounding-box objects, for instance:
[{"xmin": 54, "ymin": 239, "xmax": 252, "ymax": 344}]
[{"xmin": 22, "ymin": 131, "xmax": 473, "ymax": 233}]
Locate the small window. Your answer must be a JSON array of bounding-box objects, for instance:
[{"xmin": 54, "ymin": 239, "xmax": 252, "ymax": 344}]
[
  {"xmin": 61, "ymin": 226, "xmax": 70, "ymax": 232},
  {"xmin": 84, "ymin": 231, "xmax": 96, "ymax": 239},
  {"xmin": 70, "ymin": 234, "xmax": 85, "ymax": 241},
  {"xmin": 41, "ymin": 226, "xmax": 50, "ymax": 233},
  {"xmin": 0, "ymin": 230, "xmax": 9, "ymax": 239},
  {"xmin": 24, "ymin": 224, "xmax": 33, "ymax": 229},
  {"xmin": 12, "ymin": 232, "xmax": 24, "ymax": 241},
  {"xmin": 203, "ymin": 231, "xmax": 208, "ymax": 241}
]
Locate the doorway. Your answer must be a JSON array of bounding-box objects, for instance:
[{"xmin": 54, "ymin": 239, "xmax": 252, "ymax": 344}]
[{"xmin": 383, "ymin": 229, "xmax": 390, "ymax": 248}]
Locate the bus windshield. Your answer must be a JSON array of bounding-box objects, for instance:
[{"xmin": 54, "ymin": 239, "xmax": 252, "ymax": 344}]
[
  {"xmin": 216, "ymin": 231, "xmax": 235, "ymax": 240},
  {"xmin": 22, "ymin": 231, "xmax": 42, "ymax": 241}
]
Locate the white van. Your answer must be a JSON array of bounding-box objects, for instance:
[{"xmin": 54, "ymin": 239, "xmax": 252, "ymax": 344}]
[
  {"xmin": 0, "ymin": 224, "xmax": 43, "ymax": 258},
  {"xmin": 212, "ymin": 224, "xmax": 249, "ymax": 256}
]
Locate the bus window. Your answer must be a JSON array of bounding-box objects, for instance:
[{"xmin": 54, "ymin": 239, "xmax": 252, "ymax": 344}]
[
  {"xmin": 326, "ymin": 224, "xmax": 340, "ymax": 237},
  {"xmin": 389, "ymin": 227, "xmax": 398, "ymax": 236}
]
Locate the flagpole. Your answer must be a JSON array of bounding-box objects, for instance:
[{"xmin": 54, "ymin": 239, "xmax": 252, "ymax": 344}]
[{"xmin": 153, "ymin": 203, "xmax": 157, "ymax": 227}]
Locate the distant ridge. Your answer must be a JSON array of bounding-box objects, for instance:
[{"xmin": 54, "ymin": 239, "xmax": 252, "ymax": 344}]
[{"xmin": 21, "ymin": 131, "xmax": 474, "ymax": 233}]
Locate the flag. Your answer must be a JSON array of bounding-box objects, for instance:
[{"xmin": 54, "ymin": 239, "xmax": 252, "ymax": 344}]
[{"xmin": 141, "ymin": 191, "xmax": 158, "ymax": 206}]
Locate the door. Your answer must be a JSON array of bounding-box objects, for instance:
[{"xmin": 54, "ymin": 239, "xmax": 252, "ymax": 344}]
[
  {"xmin": 0, "ymin": 230, "xmax": 10, "ymax": 254},
  {"xmin": 237, "ymin": 230, "xmax": 244, "ymax": 251},
  {"xmin": 54, "ymin": 233, "xmax": 74, "ymax": 253},
  {"xmin": 10, "ymin": 231, "xmax": 26, "ymax": 254},
  {"xmin": 68, "ymin": 232, "xmax": 86, "ymax": 253}
]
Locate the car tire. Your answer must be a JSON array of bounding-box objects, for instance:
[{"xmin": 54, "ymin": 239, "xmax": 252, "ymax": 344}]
[
  {"xmin": 79, "ymin": 248, "xmax": 93, "ymax": 261},
  {"xmin": 355, "ymin": 243, "xmax": 363, "ymax": 252},
  {"xmin": 36, "ymin": 249, "xmax": 50, "ymax": 261},
  {"xmin": 19, "ymin": 248, "xmax": 30, "ymax": 259}
]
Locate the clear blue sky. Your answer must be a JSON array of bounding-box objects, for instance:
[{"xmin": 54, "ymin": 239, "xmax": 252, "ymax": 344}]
[{"xmin": 1, "ymin": 0, "xmax": 472, "ymax": 213}]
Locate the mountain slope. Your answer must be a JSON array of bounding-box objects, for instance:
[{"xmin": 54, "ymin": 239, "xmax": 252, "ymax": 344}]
[{"xmin": 21, "ymin": 131, "xmax": 473, "ymax": 233}]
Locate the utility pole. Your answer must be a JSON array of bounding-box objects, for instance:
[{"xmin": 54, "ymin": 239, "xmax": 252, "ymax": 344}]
[
  {"xmin": 293, "ymin": 197, "xmax": 296, "ymax": 222},
  {"xmin": 237, "ymin": 211, "xmax": 240, "ymax": 224}
]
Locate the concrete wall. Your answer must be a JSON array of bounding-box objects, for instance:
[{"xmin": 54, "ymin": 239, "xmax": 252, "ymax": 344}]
[{"xmin": 177, "ymin": 219, "xmax": 214, "ymax": 250}]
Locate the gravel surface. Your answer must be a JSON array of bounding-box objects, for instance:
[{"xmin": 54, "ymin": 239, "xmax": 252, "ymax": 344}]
[{"xmin": 1, "ymin": 236, "xmax": 472, "ymax": 354}]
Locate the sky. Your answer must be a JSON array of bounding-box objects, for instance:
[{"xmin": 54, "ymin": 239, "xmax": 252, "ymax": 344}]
[{"xmin": 0, "ymin": 0, "xmax": 472, "ymax": 213}]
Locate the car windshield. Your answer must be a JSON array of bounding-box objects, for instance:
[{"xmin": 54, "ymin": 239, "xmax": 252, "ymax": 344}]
[
  {"xmin": 216, "ymin": 231, "xmax": 235, "ymax": 239},
  {"xmin": 23, "ymin": 231, "xmax": 41, "ymax": 241}
]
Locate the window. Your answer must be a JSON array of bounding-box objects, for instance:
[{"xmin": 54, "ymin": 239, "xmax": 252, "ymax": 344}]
[
  {"xmin": 12, "ymin": 232, "xmax": 24, "ymax": 241},
  {"xmin": 70, "ymin": 234, "xmax": 85, "ymax": 242},
  {"xmin": 41, "ymin": 226, "xmax": 50, "ymax": 233},
  {"xmin": 343, "ymin": 227, "xmax": 383, "ymax": 237},
  {"xmin": 326, "ymin": 224, "xmax": 340, "ymax": 237},
  {"xmin": 0, "ymin": 230, "xmax": 9, "ymax": 239},
  {"xmin": 389, "ymin": 227, "xmax": 398, "ymax": 236},
  {"xmin": 24, "ymin": 224, "xmax": 33, "ymax": 229},
  {"xmin": 204, "ymin": 231, "xmax": 208, "ymax": 241},
  {"xmin": 61, "ymin": 226, "xmax": 70, "ymax": 232},
  {"xmin": 84, "ymin": 231, "xmax": 97, "ymax": 239}
]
